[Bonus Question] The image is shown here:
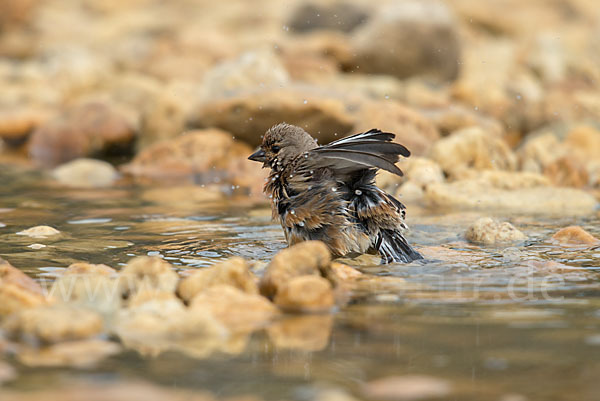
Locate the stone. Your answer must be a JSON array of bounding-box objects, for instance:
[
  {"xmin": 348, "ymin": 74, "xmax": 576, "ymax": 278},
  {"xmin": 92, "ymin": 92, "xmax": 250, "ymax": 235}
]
[
  {"xmin": 2, "ymin": 305, "xmax": 103, "ymax": 343},
  {"xmin": 52, "ymin": 158, "xmax": 119, "ymax": 188},
  {"xmin": 353, "ymin": 100, "xmax": 440, "ymax": 156},
  {"xmin": 0, "ymin": 361, "xmax": 16, "ymax": 384},
  {"xmin": 0, "ymin": 107, "xmax": 48, "ymax": 146},
  {"xmin": 50, "ymin": 273, "xmax": 120, "ymax": 315},
  {"xmin": 362, "ymin": 375, "xmax": 452, "ymax": 401},
  {"xmin": 429, "ymin": 127, "xmax": 517, "ymax": 177},
  {"xmin": 260, "ymin": 240, "xmax": 332, "ymax": 298},
  {"xmin": 551, "ymin": 226, "xmax": 600, "ymax": 246},
  {"xmin": 518, "ymin": 127, "xmax": 600, "ymax": 188},
  {"xmin": 288, "ymin": 2, "xmax": 368, "ymax": 33},
  {"xmin": 424, "ymin": 179, "xmax": 597, "ymax": 215},
  {"xmin": 28, "ymin": 101, "xmax": 135, "ymax": 167},
  {"xmin": 422, "ymin": 104, "xmax": 504, "ymax": 138},
  {"xmin": 191, "ymin": 85, "xmax": 355, "ymax": 147},
  {"xmin": 113, "ymin": 293, "xmax": 227, "ymax": 358},
  {"xmin": 63, "ymin": 262, "xmax": 116, "ymax": 276},
  {"xmin": 118, "ymin": 256, "xmax": 179, "ymax": 300},
  {"xmin": 267, "ymin": 314, "xmax": 333, "ymax": 351},
  {"xmin": 200, "ymin": 49, "xmax": 290, "ymax": 99},
  {"xmin": 16, "ymin": 225, "xmax": 60, "ymax": 238},
  {"xmin": 121, "ymin": 129, "xmax": 265, "ymax": 194},
  {"xmin": 0, "ymin": 381, "xmax": 216, "ymax": 401},
  {"xmin": 349, "ymin": 0, "xmax": 460, "ymax": 81},
  {"xmin": 18, "ymin": 340, "xmax": 121, "ymax": 368},
  {"xmin": 329, "ymin": 262, "xmax": 362, "ymax": 282},
  {"xmin": 137, "ymin": 88, "xmax": 188, "ymax": 150},
  {"xmin": 177, "ymin": 257, "xmax": 258, "ymax": 304},
  {"xmin": 0, "ymin": 258, "xmax": 46, "ymax": 316},
  {"xmin": 465, "ymin": 217, "xmax": 527, "ymax": 245},
  {"xmin": 190, "ymin": 285, "xmax": 278, "ymax": 332},
  {"xmin": 274, "ymin": 275, "xmax": 335, "ymax": 313}
]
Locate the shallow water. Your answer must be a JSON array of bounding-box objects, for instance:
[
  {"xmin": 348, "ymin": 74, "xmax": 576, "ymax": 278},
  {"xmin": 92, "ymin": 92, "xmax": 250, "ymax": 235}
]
[{"xmin": 1, "ymin": 166, "xmax": 600, "ymax": 401}]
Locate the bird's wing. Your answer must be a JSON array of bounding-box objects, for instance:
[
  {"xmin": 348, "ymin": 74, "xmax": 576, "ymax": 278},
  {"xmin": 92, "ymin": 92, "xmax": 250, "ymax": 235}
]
[{"xmin": 305, "ymin": 129, "xmax": 410, "ymax": 177}]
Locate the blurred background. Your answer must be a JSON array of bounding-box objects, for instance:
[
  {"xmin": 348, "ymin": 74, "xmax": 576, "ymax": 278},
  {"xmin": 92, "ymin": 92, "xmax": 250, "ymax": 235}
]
[{"xmin": 0, "ymin": 0, "xmax": 599, "ymax": 196}]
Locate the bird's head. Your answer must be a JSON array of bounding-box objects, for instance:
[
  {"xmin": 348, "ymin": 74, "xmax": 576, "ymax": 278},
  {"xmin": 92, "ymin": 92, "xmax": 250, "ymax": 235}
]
[{"xmin": 248, "ymin": 123, "xmax": 318, "ymax": 169}]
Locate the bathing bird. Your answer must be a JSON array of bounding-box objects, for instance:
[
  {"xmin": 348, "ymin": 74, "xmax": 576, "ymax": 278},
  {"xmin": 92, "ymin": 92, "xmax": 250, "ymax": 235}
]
[{"xmin": 248, "ymin": 123, "xmax": 422, "ymax": 263}]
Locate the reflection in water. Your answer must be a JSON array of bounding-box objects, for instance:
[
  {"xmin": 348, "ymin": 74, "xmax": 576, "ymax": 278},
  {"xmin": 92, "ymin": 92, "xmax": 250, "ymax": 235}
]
[{"xmin": 0, "ymin": 168, "xmax": 600, "ymax": 400}]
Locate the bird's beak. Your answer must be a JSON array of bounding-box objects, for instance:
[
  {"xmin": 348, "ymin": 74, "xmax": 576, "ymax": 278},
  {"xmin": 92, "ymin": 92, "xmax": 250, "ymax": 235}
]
[{"xmin": 248, "ymin": 148, "xmax": 267, "ymax": 163}]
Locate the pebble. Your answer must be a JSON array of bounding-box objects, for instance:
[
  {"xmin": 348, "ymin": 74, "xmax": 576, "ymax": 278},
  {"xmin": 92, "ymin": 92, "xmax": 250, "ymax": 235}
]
[{"xmin": 16, "ymin": 225, "xmax": 60, "ymax": 238}]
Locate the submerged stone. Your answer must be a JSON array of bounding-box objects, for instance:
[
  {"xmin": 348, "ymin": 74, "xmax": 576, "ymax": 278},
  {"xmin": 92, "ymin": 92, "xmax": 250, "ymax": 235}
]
[
  {"xmin": 16, "ymin": 225, "xmax": 60, "ymax": 238},
  {"xmin": 52, "ymin": 158, "xmax": 119, "ymax": 188}
]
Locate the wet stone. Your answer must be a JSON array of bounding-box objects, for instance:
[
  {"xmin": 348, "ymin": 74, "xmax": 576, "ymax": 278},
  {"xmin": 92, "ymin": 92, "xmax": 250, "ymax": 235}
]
[
  {"xmin": 260, "ymin": 240, "xmax": 332, "ymax": 299},
  {"xmin": 551, "ymin": 226, "xmax": 599, "ymax": 246},
  {"xmin": 17, "ymin": 339, "xmax": 121, "ymax": 368},
  {"xmin": 118, "ymin": 256, "xmax": 179, "ymax": 300},
  {"xmin": 52, "ymin": 158, "xmax": 119, "ymax": 188},
  {"xmin": 177, "ymin": 257, "xmax": 258, "ymax": 304},
  {"xmin": 0, "ymin": 361, "xmax": 17, "ymax": 384},
  {"xmin": 190, "ymin": 285, "xmax": 279, "ymax": 332},
  {"xmin": 0, "ymin": 258, "xmax": 46, "ymax": 316},
  {"xmin": 465, "ymin": 217, "xmax": 527, "ymax": 245},
  {"xmin": 274, "ymin": 275, "xmax": 335, "ymax": 313},
  {"xmin": 2, "ymin": 305, "xmax": 103, "ymax": 344},
  {"xmin": 16, "ymin": 225, "xmax": 60, "ymax": 238}
]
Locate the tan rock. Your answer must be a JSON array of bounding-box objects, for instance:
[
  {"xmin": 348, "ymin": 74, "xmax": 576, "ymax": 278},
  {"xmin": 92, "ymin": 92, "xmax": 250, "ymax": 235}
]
[
  {"xmin": 200, "ymin": 49, "xmax": 289, "ymax": 99},
  {"xmin": 0, "ymin": 107, "xmax": 48, "ymax": 144},
  {"xmin": 113, "ymin": 294, "xmax": 227, "ymax": 358},
  {"xmin": 16, "ymin": 225, "xmax": 60, "ymax": 238},
  {"xmin": 121, "ymin": 129, "xmax": 265, "ymax": 194},
  {"xmin": 551, "ymin": 226, "xmax": 600, "ymax": 246},
  {"xmin": 177, "ymin": 257, "xmax": 258, "ymax": 304},
  {"xmin": 274, "ymin": 275, "xmax": 335, "ymax": 313},
  {"xmin": 0, "ymin": 258, "xmax": 46, "ymax": 316},
  {"xmin": 3, "ymin": 305, "xmax": 103, "ymax": 343},
  {"xmin": 424, "ymin": 179, "xmax": 597, "ymax": 215},
  {"xmin": 28, "ymin": 101, "xmax": 135, "ymax": 167},
  {"xmin": 362, "ymin": 375, "xmax": 452, "ymax": 401},
  {"xmin": 52, "ymin": 158, "xmax": 119, "ymax": 188},
  {"xmin": 190, "ymin": 285, "xmax": 278, "ymax": 332},
  {"xmin": 429, "ymin": 127, "xmax": 517, "ymax": 176},
  {"xmin": 137, "ymin": 88, "xmax": 188, "ymax": 150},
  {"xmin": 63, "ymin": 262, "xmax": 116, "ymax": 276},
  {"xmin": 50, "ymin": 274, "xmax": 120, "ymax": 314},
  {"xmin": 0, "ymin": 361, "xmax": 16, "ymax": 384},
  {"xmin": 353, "ymin": 101, "xmax": 440, "ymax": 156},
  {"xmin": 191, "ymin": 86, "xmax": 355, "ymax": 147},
  {"xmin": 330, "ymin": 262, "xmax": 363, "ymax": 282},
  {"xmin": 260, "ymin": 240, "xmax": 332, "ymax": 298},
  {"xmin": 118, "ymin": 256, "xmax": 179, "ymax": 300},
  {"xmin": 18, "ymin": 340, "xmax": 121, "ymax": 368},
  {"xmin": 349, "ymin": 0, "xmax": 460, "ymax": 81},
  {"xmin": 465, "ymin": 217, "xmax": 527, "ymax": 245},
  {"xmin": 267, "ymin": 314, "xmax": 333, "ymax": 351}
]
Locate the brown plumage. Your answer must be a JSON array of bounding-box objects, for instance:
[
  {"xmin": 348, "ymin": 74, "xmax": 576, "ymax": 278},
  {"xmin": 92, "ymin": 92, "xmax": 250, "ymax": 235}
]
[{"xmin": 248, "ymin": 123, "xmax": 422, "ymax": 263}]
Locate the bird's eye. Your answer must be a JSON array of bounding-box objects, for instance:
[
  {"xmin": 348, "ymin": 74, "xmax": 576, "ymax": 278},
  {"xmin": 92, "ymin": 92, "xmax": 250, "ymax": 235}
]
[{"xmin": 272, "ymin": 145, "xmax": 281, "ymax": 153}]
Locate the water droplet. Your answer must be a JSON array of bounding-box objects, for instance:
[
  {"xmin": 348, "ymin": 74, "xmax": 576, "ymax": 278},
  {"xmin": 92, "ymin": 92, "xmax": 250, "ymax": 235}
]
[
  {"xmin": 474, "ymin": 106, "xmax": 479, "ymax": 111},
  {"xmin": 384, "ymin": 95, "xmax": 389, "ymax": 99},
  {"xmin": 290, "ymin": 210, "xmax": 296, "ymax": 215},
  {"xmin": 309, "ymin": 170, "xmax": 314, "ymax": 174},
  {"xmin": 332, "ymin": 187, "xmax": 337, "ymax": 192},
  {"xmin": 516, "ymin": 94, "xmax": 522, "ymax": 100},
  {"xmin": 282, "ymin": 25, "xmax": 289, "ymax": 31},
  {"xmin": 298, "ymin": 221, "xmax": 305, "ymax": 227},
  {"xmin": 303, "ymin": 99, "xmax": 308, "ymax": 104},
  {"xmin": 355, "ymin": 189, "xmax": 362, "ymax": 195}
]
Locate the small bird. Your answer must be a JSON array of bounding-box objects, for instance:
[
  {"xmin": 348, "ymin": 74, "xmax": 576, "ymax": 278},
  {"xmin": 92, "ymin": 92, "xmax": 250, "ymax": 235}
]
[{"xmin": 248, "ymin": 123, "xmax": 422, "ymax": 263}]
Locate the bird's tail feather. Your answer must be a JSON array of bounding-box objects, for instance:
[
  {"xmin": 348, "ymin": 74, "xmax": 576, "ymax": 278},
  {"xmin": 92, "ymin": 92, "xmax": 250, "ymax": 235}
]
[{"xmin": 376, "ymin": 229, "xmax": 423, "ymax": 264}]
